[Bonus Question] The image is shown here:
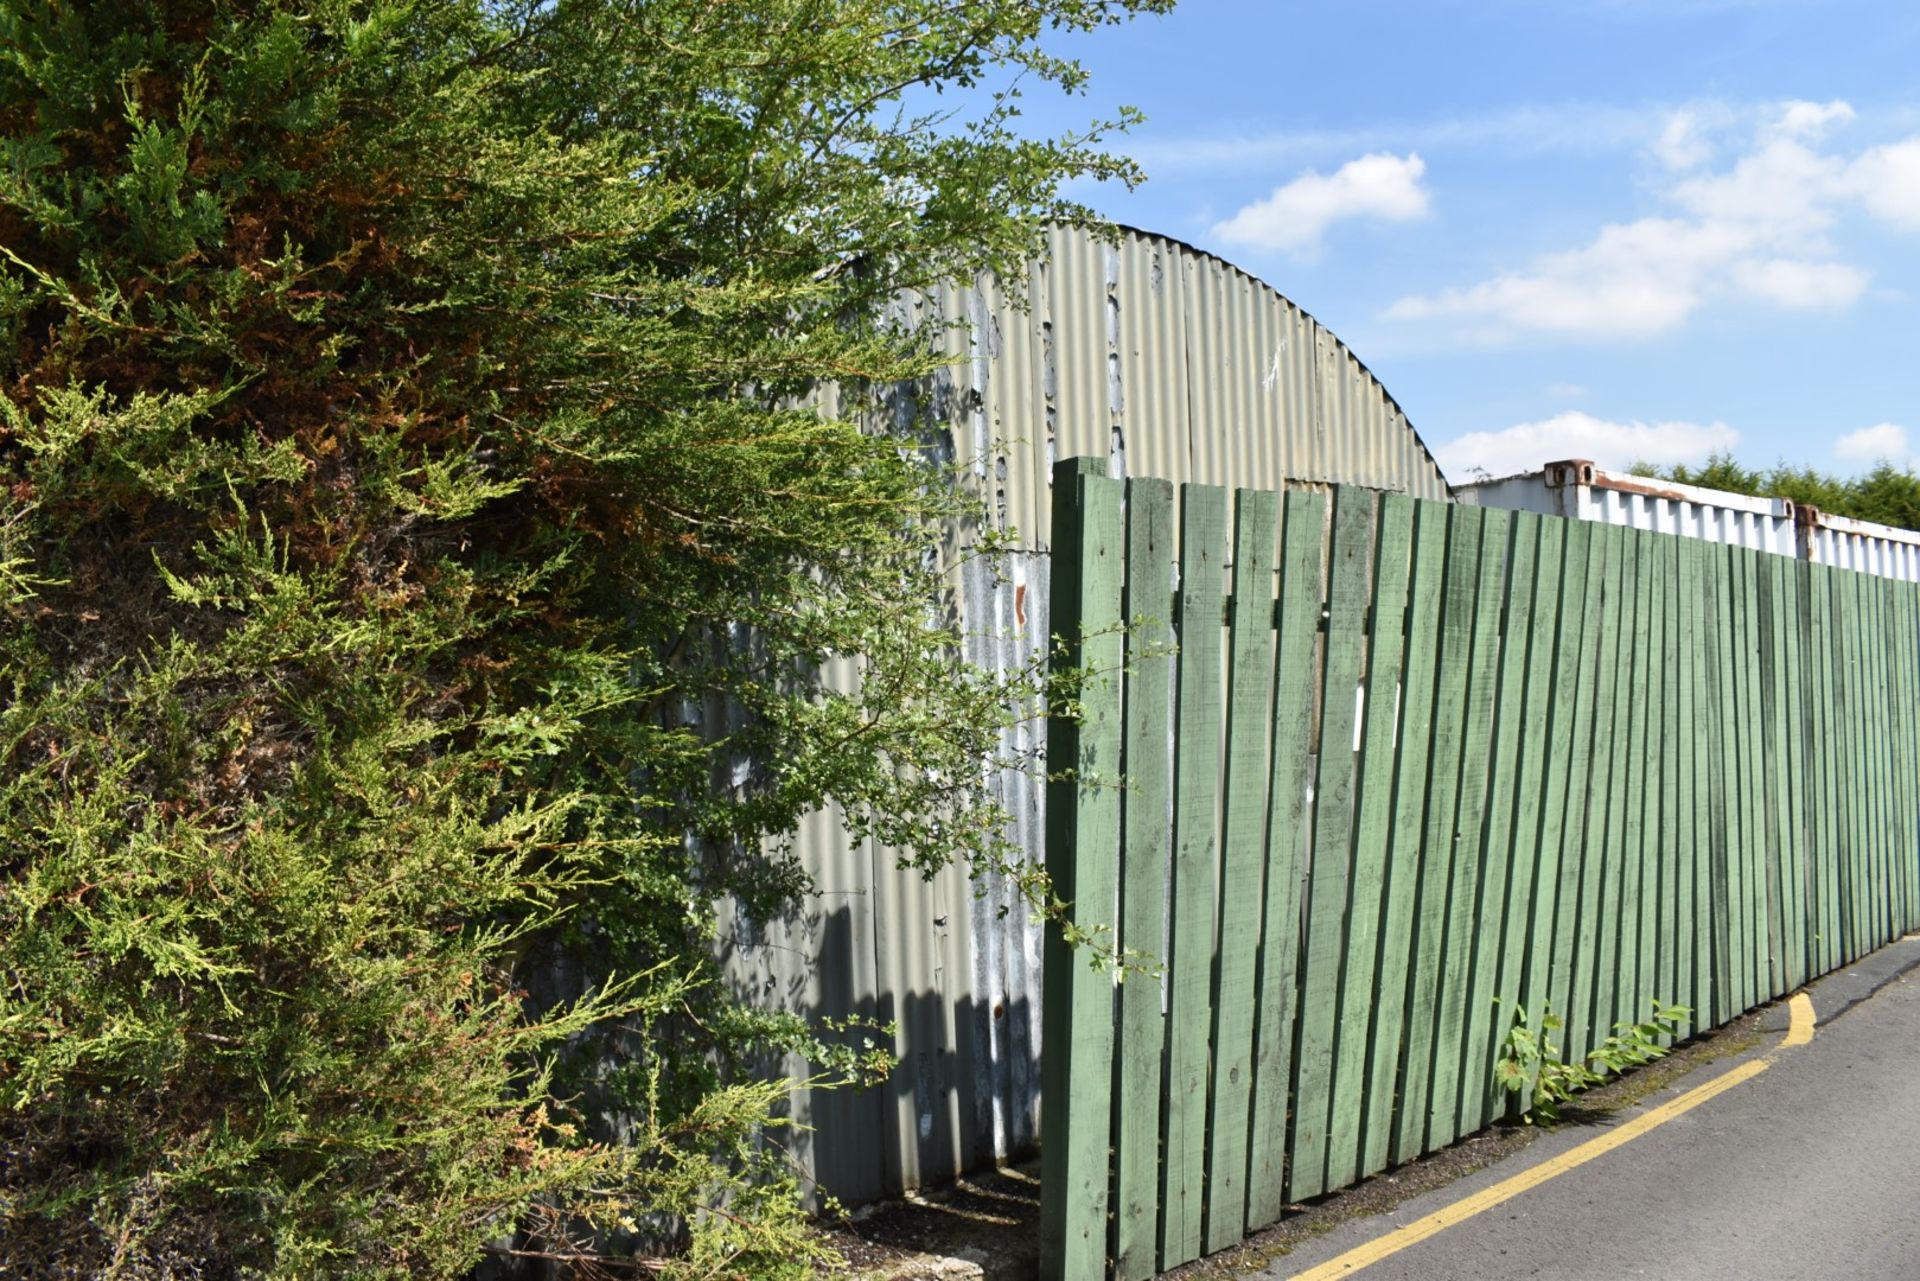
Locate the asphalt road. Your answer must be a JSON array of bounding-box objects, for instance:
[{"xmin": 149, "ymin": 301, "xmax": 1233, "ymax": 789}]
[{"xmin": 1267, "ymin": 940, "xmax": 1920, "ymax": 1281}]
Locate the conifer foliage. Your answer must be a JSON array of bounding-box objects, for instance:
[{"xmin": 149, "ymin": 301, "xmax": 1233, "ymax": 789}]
[{"xmin": 0, "ymin": 2, "xmax": 1164, "ymax": 1275}]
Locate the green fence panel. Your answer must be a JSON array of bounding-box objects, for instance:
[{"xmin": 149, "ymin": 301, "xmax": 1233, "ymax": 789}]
[
  {"xmin": 1477, "ymin": 512, "xmax": 1551, "ymax": 1127},
  {"xmin": 1039, "ymin": 460, "xmax": 1125, "ymax": 1281},
  {"xmin": 1361, "ymin": 499, "xmax": 1451, "ymax": 1177},
  {"xmin": 1158, "ymin": 484, "xmax": 1227, "ymax": 1270},
  {"xmin": 1426, "ymin": 508, "xmax": 1511, "ymax": 1149},
  {"xmin": 1201, "ymin": 489, "xmax": 1280, "ymax": 1254},
  {"xmin": 1286, "ymin": 485, "xmax": 1374, "ymax": 1202},
  {"xmin": 1038, "ymin": 459, "xmax": 1920, "ymax": 1281},
  {"xmin": 1114, "ymin": 478, "xmax": 1174, "ymax": 1281},
  {"xmin": 1566, "ymin": 524, "xmax": 1627, "ymax": 1062},
  {"xmin": 1324, "ymin": 494, "xmax": 1414, "ymax": 1193},
  {"xmin": 1244, "ymin": 490, "xmax": 1330, "ymax": 1233}
]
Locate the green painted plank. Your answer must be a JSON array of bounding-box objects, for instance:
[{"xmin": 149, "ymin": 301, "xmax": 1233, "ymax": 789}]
[
  {"xmin": 1902, "ymin": 582, "xmax": 1920, "ymax": 935},
  {"xmin": 1734, "ymin": 549, "xmax": 1766, "ymax": 1009},
  {"xmin": 1851, "ymin": 569, "xmax": 1873, "ymax": 956},
  {"xmin": 1114, "ymin": 477, "xmax": 1174, "ymax": 1281},
  {"xmin": 1040, "ymin": 459, "xmax": 1125, "ymax": 1281},
  {"xmin": 1702, "ymin": 546, "xmax": 1735, "ymax": 1024},
  {"xmin": 1781, "ymin": 557, "xmax": 1806, "ymax": 990},
  {"xmin": 1487, "ymin": 514, "xmax": 1563, "ymax": 1114},
  {"xmin": 1360, "ymin": 499, "xmax": 1451, "ymax": 1176},
  {"xmin": 1631, "ymin": 531, "xmax": 1669, "ymax": 1032},
  {"xmin": 1763, "ymin": 555, "xmax": 1798, "ymax": 994},
  {"xmin": 1393, "ymin": 504, "xmax": 1485, "ymax": 1164},
  {"xmin": 1884, "ymin": 579, "xmax": 1909, "ymax": 939},
  {"xmin": 1323, "ymin": 494, "xmax": 1415, "ymax": 1194},
  {"xmin": 1747, "ymin": 550, "xmax": 1776, "ymax": 998},
  {"xmin": 1425, "ymin": 508, "xmax": 1511, "ymax": 1149},
  {"xmin": 1795, "ymin": 560, "xmax": 1823, "ymax": 981},
  {"xmin": 1867, "ymin": 577, "xmax": 1899, "ymax": 947},
  {"xmin": 1285, "ymin": 486, "xmax": 1375, "ymax": 1203},
  {"xmin": 1590, "ymin": 524, "xmax": 1639, "ymax": 1043},
  {"xmin": 1159, "ymin": 484, "xmax": 1227, "ymax": 1270},
  {"xmin": 1654, "ymin": 533, "xmax": 1683, "ymax": 1038},
  {"xmin": 1704, "ymin": 546, "xmax": 1736, "ymax": 1020},
  {"xmin": 1735, "ymin": 553, "xmax": 1758, "ymax": 1014},
  {"xmin": 1466, "ymin": 510, "xmax": 1543, "ymax": 1129},
  {"xmin": 1812, "ymin": 565, "xmax": 1841, "ymax": 974},
  {"xmin": 1543, "ymin": 523, "xmax": 1604, "ymax": 1046},
  {"xmin": 1520, "ymin": 517, "xmax": 1586, "ymax": 1052},
  {"xmin": 1617, "ymin": 530, "xmax": 1657, "ymax": 1030},
  {"xmin": 1898, "ymin": 582, "xmax": 1920, "ymax": 935},
  {"xmin": 1833, "ymin": 567, "xmax": 1860, "ymax": 960},
  {"xmin": 1875, "ymin": 577, "xmax": 1896, "ymax": 942},
  {"xmin": 1566, "ymin": 524, "xmax": 1627, "ymax": 1063},
  {"xmin": 1245, "ymin": 490, "xmax": 1330, "ymax": 1235},
  {"xmin": 1202, "ymin": 489, "xmax": 1281, "ymax": 1254},
  {"xmin": 1685, "ymin": 537, "xmax": 1714, "ymax": 1035}
]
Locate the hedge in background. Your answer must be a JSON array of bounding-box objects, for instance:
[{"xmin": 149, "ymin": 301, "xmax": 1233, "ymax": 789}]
[{"xmin": 0, "ymin": 2, "xmax": 1165, "ymax": 1275}]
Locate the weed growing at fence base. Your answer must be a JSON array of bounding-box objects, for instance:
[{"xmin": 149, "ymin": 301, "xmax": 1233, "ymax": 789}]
[{"xmin": 1495, "ymin": 1001, "xmax": 1690, "ymax": 1124}]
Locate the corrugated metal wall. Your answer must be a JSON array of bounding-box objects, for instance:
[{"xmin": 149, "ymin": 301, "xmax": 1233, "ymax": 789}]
[{"xmin": 733, "ymin": 224, "xmax": 1448, "ymax": 1206}]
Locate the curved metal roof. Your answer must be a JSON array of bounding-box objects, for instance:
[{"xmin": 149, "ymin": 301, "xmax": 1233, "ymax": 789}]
[{"xmin": 820, "ymin": 221, "xmax": 1452, "ymax": 546}]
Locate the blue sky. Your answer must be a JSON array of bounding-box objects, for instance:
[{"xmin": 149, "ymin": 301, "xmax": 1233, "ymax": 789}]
[{"xmin": 1019, "ymin": 0, "xmax": 1920, "ymax": 485}]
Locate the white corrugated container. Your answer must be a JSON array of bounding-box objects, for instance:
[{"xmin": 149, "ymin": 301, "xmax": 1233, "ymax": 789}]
[
  {"xmin": 1456, "ymin": 460, "xmax": 1799, "ymax": 557},
  {"xmin": 1801, "ymin": 508, "xmax": 1920, "ymax": 583}
]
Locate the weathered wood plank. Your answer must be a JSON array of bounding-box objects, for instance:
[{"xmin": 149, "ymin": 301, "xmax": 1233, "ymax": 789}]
[
  {"xmin": 1617, "ymin": 530, "xmax": 1656, "ymax": 1031},
  {"xmin": 1393, "ymin": 505, "xmax": 1485, "ymax": 1164},
  {"xmin": 1361, "ymin": 499, "xmax": 1451, "ymax": 1177},
  {"xmin": 1040, "ymin": 459, "xmax": 1124, "ymax": 1281},
  {"xmin": 1542, "ymin": 522, "xmax": 1602, "ymax": 1045},
  {"xmin": 1158, "ymin": 483, "xmax": 1226, "ymax": 1271},
  {"xmin": 1323, "ymin": 494, "xmax": 1415, "ymax": 1193},
  {"xmin": 1589, "ymin": 524, "xmax": 1638, "ymax": 1042},
  {"xmin": 1202, "ymin": 489, "xmax": 1280, "ymax": 1254},
  {"xmin": 1425, "ymin": 508, "xmax": 1511, "ymax": 1149},
  {"xmin": 1114, "ymin": 477, "xmax": 1174, "ymax": 1281},
  {"xmin": 1460, "ymin": 511, "xmax": 1538, "ymax": 1134},
  {"xmin": 1286, "ymin": 485, "xmax": 1375, "ymax": 1203},
  {"xmin": 1245, "ymin": 490, "xmax": 1329, "ymax": 1233},
  {"xmin": 1566, "ymin": 523, "xmax": 1627, "ymax": 1063}
]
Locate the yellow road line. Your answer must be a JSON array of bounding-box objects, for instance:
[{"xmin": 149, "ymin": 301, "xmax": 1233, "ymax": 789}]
[
  {"xmin": 1783, "ymin": 992, "xmax": 1816, "ymax": 1048},
  {"xmin": 1284, "ymin": 1060, "xmax": 1770, "ymax": 1281},
  {"xmin": 1287, "ymin": 996, "xmax": 1823, "ymax": 1281}
]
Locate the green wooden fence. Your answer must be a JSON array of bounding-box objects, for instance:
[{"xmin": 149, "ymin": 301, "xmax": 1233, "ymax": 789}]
[{"xmin": 1038, "ymin": 460, "xmax": 1920, "ymax": 1280}]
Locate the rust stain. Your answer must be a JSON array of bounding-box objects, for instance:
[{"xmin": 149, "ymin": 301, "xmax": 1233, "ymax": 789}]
[{"xmin": 1014, "ymin": 583, "xmax": 1027, "ymax": 626}]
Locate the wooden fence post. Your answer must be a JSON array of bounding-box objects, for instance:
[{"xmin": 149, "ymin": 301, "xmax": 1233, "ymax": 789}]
[{"xmin": 1040, "ymin": 458, "xmax": 1124, "ymax": 1281}]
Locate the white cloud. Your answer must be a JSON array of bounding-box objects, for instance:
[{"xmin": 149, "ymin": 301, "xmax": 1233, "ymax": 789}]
[
  {"xmin": 1386, "ymin": 216, "xmax": 1752, "ymax": 338},
  {"xmin": 1386, "ymin": 98, "xmax": 1916, "ymax": 342},
  {"xmin": 1654, "ymin": 109, "xmax": 1716, "ymax": 171},
  {"xmin": 1766, "ymin": 98, "xmax": 1856, "ymax": 142},
  {"xmin": 1210, "ymin": 153, "xmax": 1430, "ymax": 257},
  {"xmin": 1728, "ymin": 257, "xmax": 1870, "ymax": 308},
  {"xmin": 1833, "ymin": 422, "xmax": 1910, "ymax": 463},
  {"xmin": 1547, "ymin": 382, "xmax": 1588, "ymax": 398},
  {"xmin": 1435, "ymin": 411, "xmax": 1738, "ymax": 481},
  {"xmin": 1847, "ymin": 140, "xmax": 1920, "ymax": 230}
]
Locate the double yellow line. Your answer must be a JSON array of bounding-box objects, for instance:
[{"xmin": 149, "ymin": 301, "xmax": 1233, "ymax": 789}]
[{"xmin": 1287, "ymin": 993, "xmax": 1817, "ymax": 1281}]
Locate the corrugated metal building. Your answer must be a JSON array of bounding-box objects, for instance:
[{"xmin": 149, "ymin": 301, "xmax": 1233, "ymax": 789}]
[
  {"xmin": 1458, "ymin": 459, "xmax": 1920, "ymax": 583},
  {"xmin": 726, "ymin": 223, "xmax": 1450, "ymax": 1206}
]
